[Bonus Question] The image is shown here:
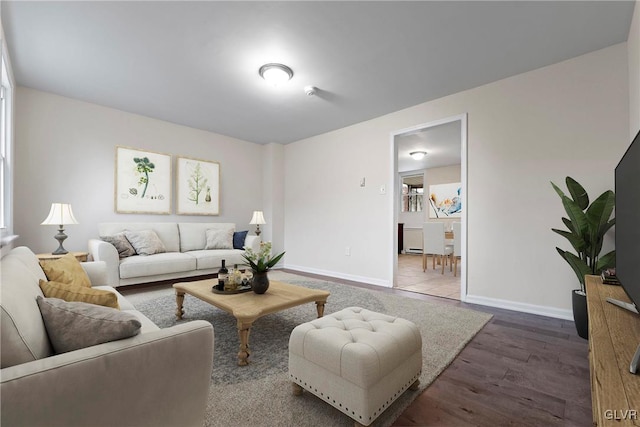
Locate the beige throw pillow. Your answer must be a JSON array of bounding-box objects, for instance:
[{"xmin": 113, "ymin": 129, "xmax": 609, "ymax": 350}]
[
  {"xmin": 205, "ymin": 228, "xmax": 234, "ymax": 250},
  {"xmin": 123, "ymin": 230, "xmax": 166, "ymax": 256},
  {"xmin": 40, "ymin": 253, "xmax": 92, "ymax": 288},
  {"xmin": 36, "ymin": 296, "xmax": 141, "ymax": 354},
  {"xmin": 39, "ymin": 280, "xmax": 120, "ymax": 309}
]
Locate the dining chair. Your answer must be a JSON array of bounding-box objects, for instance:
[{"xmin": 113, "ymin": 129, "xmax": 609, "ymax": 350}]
[
  {"xmin": 422, "ymin": 222, "xmax": 453, "ymax": 274},
  {"xmin": 452, "ymin": 222, "xmax": 462, "ymax": 277}
]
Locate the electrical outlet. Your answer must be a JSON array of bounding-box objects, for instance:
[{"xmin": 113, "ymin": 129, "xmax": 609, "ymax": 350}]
[
  {"xmin": 345, "ymin": 246, "xmax": 351, "ymax": 256},
  {"xmin": 379, "ymin": 185, "xmax": 386, "ymax": 195}
]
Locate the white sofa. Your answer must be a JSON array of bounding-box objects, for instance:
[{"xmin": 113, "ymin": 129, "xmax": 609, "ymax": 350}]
[
  {"xmin": 88, "ymin": 222, "xmax": 260, "ymax": 287},
  {"xmin": 1, "ymin": 246, "xmax": 214, "ymax": 427}
]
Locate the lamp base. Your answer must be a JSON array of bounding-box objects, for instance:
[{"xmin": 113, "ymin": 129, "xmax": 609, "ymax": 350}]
[
  {"xmin": 255, "ymin": 225, "xmax": 262, "ymax": 236},
  {"xmin": 52, "ymin": 226, "xmax": 69, "ymax": 255}
]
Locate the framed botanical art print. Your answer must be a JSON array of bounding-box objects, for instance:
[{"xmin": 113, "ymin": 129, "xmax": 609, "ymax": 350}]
[
  {"xmin": 115, "ymin": 146, "xmax": 171, "ymax": 214},
  {"xmin": 176, "ymin": 156, "xmax": 220, "ymax": 215}
]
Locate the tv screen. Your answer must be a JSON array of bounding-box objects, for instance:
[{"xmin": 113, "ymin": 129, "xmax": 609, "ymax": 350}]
[{"xmin": 616, "ymin": 130, "xmax": 640, "ymax": 309}]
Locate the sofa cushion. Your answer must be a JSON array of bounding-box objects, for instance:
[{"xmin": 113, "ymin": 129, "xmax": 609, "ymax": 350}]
[
  {"xmin": 205, "ymin": 228, "xmax": 234, "ymax": 250},
  {"xmin": 233, "ymin": 230, "xmax": 249, "ymax": 249},
  {"xmin": 1, "ymin": 250, "xmax": 53, "ymax": 368},
  {"xmin": 36, "ymin": 296, "xmax": 141, "ymax": 354},
  {"xmin": 118, "ymin": 252, "xmax": 197, "ymax": 279},
  {"xmin": 178, "ymin": 222, "xmax": 235, "ymax": 252},
  {"xmin": 124, "ymin": 230, "xmax": 167, "ymax": 256},
  {"xmin": 39, "ymin": 280, "xmax": 120, "ymax": 309},
  {"xmin": 189, "ymin": 249, "xmax": 245, "ymax": 270},
  {"xmin": 99, "ymin": 223, "xmax": 181, "ymax": 252},
  {"xmin": 40, "ymin": 253, "xmax": 92, "ymax": 288},
  {"xmin": 101, "ymin": 232, "xmax": 136, "ymax": 258}
]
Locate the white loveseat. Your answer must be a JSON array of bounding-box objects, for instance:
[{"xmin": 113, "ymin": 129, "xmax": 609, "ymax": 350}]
[
  {"xmin": 0, "ymin": 246, "xmax": 214, "ymax": 427},
  {"xmin": 88, "ymin": 222, "xmax": 260, "ymax": 287}
]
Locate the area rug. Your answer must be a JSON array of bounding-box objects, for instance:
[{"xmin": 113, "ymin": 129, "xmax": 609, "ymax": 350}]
[{"xmin": 134, "ymin": 276, "xmax": 492, "ymax": 427}]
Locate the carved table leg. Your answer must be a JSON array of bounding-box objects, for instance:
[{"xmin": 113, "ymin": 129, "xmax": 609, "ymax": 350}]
[
  {"xmin": 316, "ymin": 300, "xmax": 326, "ymax": 318},
  {"xmin": 237, "ymin": 320, "xmax": 252, "ymax": 366},
  {"xmin": 175, "ymin": 291, "xmax": 185, "ymax": 320}
]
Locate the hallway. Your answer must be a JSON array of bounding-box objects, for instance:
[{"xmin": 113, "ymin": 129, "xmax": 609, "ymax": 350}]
[{"xmin": 396, "ymin": 253, "xmax": 461, "ymax": 300}]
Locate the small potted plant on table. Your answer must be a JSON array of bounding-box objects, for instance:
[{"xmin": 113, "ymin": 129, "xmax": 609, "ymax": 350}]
[{"xmin": 241, "ymin": 242, "xmax": 285, "ymax": 294}]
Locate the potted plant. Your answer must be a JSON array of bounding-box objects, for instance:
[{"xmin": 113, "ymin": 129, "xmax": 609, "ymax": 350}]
[
  {"xmin": 551, "ymin": 177, "xmax": 615, "ymax": 339},
  {"xmin": 241, "ymin": 241, "xmax": 285, "ymax": 294}
]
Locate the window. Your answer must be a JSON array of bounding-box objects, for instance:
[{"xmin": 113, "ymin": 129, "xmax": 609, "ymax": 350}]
[
  {"xmin": 1, "ymin": 41, "xmax": 13, "ymax": 234},
  {"xmin": 401, "ymin": 174, "xmax": 423, "ymax": 212}
]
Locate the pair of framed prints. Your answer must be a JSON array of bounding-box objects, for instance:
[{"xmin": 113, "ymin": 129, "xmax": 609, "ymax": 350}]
[{"xmin": 115, "ymin": 146, "xmax": 219, "ymax": 215}]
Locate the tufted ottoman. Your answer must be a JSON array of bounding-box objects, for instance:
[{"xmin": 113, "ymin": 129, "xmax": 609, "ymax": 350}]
[{"xmin": 289, "ymin": 307, "xmax": 422, "ymax": 426}]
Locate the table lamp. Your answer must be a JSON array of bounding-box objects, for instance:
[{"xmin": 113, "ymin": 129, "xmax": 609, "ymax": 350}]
[
  {"xmin": 249, "ymin": 211, "xmax": 266, "ymax": 236},
  {"xmin": 41, "ymin": 203, "xmax": 79, "ymax": 255}
]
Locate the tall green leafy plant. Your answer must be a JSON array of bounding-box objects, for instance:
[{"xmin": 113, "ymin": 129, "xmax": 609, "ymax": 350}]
[{"xmin": 551, "ymin": 177, "xmax": 616, "ymax": 293}]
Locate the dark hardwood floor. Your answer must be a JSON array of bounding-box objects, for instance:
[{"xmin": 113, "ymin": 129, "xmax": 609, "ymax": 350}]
[{"xmin": 279, "ymin": 270, "xmax": 592, "ymax": 427}]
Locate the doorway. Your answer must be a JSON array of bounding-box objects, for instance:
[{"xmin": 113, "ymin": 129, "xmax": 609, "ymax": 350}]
[{"xmin": 391, "ymin": 114, "xmax": 467, "ymax": 300}]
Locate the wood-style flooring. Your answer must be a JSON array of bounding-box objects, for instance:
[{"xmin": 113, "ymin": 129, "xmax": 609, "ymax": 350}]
[{"xmin": 281, "ymin": 270, "xmax": 592, "ymax": 427}]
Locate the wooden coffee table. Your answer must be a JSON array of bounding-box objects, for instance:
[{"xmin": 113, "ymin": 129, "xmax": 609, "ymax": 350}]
[{"xmin": 173, "ymin": 279, "xmax": 330, "ymax": 366}]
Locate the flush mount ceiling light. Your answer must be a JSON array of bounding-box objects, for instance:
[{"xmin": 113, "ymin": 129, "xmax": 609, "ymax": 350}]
[
  {"xmin": 259, "ymin": 63, "xmax": 293, "ymax": 85},
  {"xmin": 409, "ymin": 151, "xmax": 427, "ymax": 160}
]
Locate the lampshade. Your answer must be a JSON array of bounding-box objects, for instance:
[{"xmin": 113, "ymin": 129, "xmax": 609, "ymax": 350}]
[
  {"xmin": 259, "ymin": 63, "xmax": 293, "ymax": 85},
  {"xmin": 409, "ymin": 151, "xmax": 427, "ymax": 160},
  {"xmin": 250, "ymin": 211, "xmax": 266, "ymax": 225},
  {"xmin": 41, "ymin": 203, "xmax": 79, "ymax": 226}
]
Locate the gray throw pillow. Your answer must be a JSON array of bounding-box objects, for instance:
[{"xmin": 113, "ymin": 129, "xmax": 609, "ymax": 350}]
[
  {"xmin": 123, "ymin": 229, "xmax": 166, "ymax": 256},
  {"xmin": 36, "ymin": 296, "xmax": 142, "ymax": 354},
  {"xmin": 101, "ymin": 232, "xmax": 136, "ymax": 258},
  {"xmin": 205, "ymin": 228, "xmax": 234, "ymax": 250}
]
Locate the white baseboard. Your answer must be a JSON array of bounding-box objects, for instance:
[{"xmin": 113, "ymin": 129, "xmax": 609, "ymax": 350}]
[
  {"xmin": 284, "ymin": 264, "xmax": 392, "ymax": 288},
  {"xmin": 464, "ymin": 294, "xmax": 573, "ymax": 320}
]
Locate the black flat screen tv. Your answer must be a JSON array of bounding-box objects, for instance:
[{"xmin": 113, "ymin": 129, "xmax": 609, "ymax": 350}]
[
  {"xmin": 615, "ymin": 129, "xmax": 640, "ymax": 311},
  {"xmin": 613, "ymin": 129, "xmax": 640, "ymax": 373}
]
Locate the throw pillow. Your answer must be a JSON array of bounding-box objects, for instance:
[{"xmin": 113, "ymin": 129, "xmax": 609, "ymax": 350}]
[
  {"xmin": 233, "ymin": 230, "xmax": 249, "ymax": 249},
  {"xmin": 123, "ymin": 230, "xmax": 166, "ymax": 256},
  {"xmin": 100, "ymin": 232, "xmax": 136, "ymax": 258},
  {"xmin": 36, "ymin": 296, "xmax": 141, "ymax": 354},
  {"xmin": 205, "ymin": 228, "xmax": 234, "ymax": 250},
  {"xmin": 39, "ymin": 280, "xmax": 120, "ymax": 309},
  {"xmin": 40, "ymin": 253, "xmax": 92, "ymax": 288}
]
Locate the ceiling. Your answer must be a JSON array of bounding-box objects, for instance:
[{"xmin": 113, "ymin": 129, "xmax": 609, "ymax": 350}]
[
  {"xmin": 1, "ymin": 1, "xmax": 635, "ymax": 145},
  {"xmin": 397, "ymin": 120, "xmax": 462, "ymax": 173}
]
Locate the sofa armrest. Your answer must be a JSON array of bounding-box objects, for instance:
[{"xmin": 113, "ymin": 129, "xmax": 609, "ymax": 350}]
[
  {"xmin": 80, "ymin": 261, "xmax": 109, "ymax": 287},
  {"xmin": 1, "ymin": 321, "xmax": 214, "ymax": 427},
  {"xmin": 88, "ymin": 239, "xmax": 120, "ymax": 285},
  {"xmin": 244, "ymin": 235, "xmax": 261, "ymax": 252}
]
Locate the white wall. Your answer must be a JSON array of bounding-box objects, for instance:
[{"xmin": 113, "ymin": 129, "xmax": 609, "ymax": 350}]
[
  {"xmin": 284, "ymin": 44, "xmax": 629, "ymax": 316},
  {"xmin": 630, "ymin": 0, "xmax": 640, "ymax": 137},
  {"xmin": 261, "ymin": 143, "xmax": 285, "ymax": 257},
  {"xmin": 15, "ymin": 88, "xmax": 264, "ymax": 254}
]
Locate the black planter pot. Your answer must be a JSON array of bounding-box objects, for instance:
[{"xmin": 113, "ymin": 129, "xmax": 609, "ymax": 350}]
[
  {"xmin": 252, "ymin": 271, "xmax": 269, "ymax": 294},
  {"xmin": 572, "ymin": 289, "xmax": 589, "ymax": 340}
]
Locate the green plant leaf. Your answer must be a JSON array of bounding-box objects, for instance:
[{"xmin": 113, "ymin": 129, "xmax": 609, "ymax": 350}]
[
  {"xmin": 266, "ymin": 251, "xmax": 286, "ymax": 268},
  {"xmin": 596, "ymin": 250, "xmax": 616, "ymax": 272},
  {"xmin": 559, "ymin": 249, "xmax": 591, "ymax": 291},
  {"xmin": 551, "ymin": 228, "xmax": 585, "ymax": 253},
  {"xmin": 561, "ymin": 195, "xmax": 589, "ymax": 237},
  {"xmin": 561, "ymin": 217, "xmax": 576, "ymax": 234},
  {"xmin": 566, "ymin": 177, "xmax": 589, "ymax": 210}
]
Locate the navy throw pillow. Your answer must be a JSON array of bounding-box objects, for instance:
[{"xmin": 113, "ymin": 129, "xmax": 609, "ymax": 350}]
[{"xmin": 233, "ymin": 230, "xmax": 249, "ymax": 249}]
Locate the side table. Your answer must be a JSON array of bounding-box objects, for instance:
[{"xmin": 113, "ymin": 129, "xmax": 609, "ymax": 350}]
[{"xmin": 36, "ymin": 252, "xmax": 89, "ymax": 263}]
